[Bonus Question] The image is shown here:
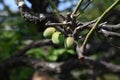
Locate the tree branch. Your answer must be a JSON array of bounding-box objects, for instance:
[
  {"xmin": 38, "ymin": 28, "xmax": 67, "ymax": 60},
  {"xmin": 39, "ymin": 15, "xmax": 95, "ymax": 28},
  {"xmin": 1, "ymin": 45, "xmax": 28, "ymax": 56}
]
[
  {"xmin": 2, "ymin": 56, "xmax": 120, "ymax": 74},
  {"xmin": 15, "ymin": 0, "xmax": 57, "ymax": 24}
]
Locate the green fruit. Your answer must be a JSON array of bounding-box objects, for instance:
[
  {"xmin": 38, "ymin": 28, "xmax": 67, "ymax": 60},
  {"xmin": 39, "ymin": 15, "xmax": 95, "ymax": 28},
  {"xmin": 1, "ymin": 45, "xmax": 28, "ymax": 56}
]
[
  {"xmin": 43, "ymin": 27, "xmax": 56, "ymax": 38},
  {"xmin": 65, "ymin": 37, "xmax": 74, "ymax": 48},
  {"xmin": 52, "ymin": 32, "xmax": 64, "ymax": 44}
]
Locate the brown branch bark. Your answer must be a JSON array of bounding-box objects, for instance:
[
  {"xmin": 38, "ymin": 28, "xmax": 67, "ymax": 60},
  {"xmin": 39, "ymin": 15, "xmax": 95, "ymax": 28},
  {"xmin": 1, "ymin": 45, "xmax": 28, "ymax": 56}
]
[{"xmin": 2, "ymin": 56, "xmax": 120, "ymax": 74}]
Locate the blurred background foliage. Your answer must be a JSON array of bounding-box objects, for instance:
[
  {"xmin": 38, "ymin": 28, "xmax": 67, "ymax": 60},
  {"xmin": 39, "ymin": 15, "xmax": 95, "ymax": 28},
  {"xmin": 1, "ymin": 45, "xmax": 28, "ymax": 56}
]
[{"xmin": 0, "ymin": 0, "xmax": 120, "ymax": 80}]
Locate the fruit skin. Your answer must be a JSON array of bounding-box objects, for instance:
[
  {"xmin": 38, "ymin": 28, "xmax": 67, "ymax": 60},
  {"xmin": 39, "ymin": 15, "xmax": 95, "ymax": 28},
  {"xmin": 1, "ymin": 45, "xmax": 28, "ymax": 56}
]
[
  {"xmin": 43, "ymin": 27, "xmax": 56, "ymax": 38},
  {"xmin": 65, "ymin": 37, "xmax": 74, "ymax": 48},
  {"xmin": 52, "ymin": 32, "xmax": 64, "ymax": 44}
]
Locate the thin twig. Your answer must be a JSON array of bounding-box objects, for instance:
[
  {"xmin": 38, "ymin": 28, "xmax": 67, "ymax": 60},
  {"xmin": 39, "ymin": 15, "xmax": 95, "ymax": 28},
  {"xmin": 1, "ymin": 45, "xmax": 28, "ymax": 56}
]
[
  {"xmin": 71, "ymin": 0, "xmax": 84, "ymax": 17},
  {"xmin": 48, "ymin": 0, "xmax": 63, "ymax": 23},
  {"xmin": 81, "ymin": 0, "xmax": 120, "ymax": 49},
  {"xmin": 45, "ymin": 22, "xmax": 71, "ymax": 26},
  {"xmin": 77, "ymin": 0, "xmax": 93, "ymax": 17},
  {"xmin": 100, "ymin": 29, "xmax": 120, "ymax": 38},
  {"xmin": 73, "ymin": 19, "xmax": 97, "ymax": 37}
]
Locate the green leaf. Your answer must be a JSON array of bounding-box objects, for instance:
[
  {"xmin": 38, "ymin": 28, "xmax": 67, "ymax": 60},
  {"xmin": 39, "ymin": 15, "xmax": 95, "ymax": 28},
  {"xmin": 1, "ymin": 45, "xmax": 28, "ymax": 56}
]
[{"xmin": 66, "ymin": 49, "xmax": 75, "ymax": 54}]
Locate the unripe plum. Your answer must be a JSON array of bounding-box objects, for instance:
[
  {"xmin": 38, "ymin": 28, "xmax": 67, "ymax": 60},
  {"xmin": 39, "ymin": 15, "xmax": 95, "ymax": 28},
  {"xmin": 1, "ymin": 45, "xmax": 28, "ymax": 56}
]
[
  {"xmin": 65, "ymin": 37, "xmax": 74, "ymax": 48},
  {"xmin": 43, "ymin": 27, "xmax": 56, "ymax": 38},
  {"xmin": 51, "ymin": 32, "xmax": 64, "ymax": 44}
]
